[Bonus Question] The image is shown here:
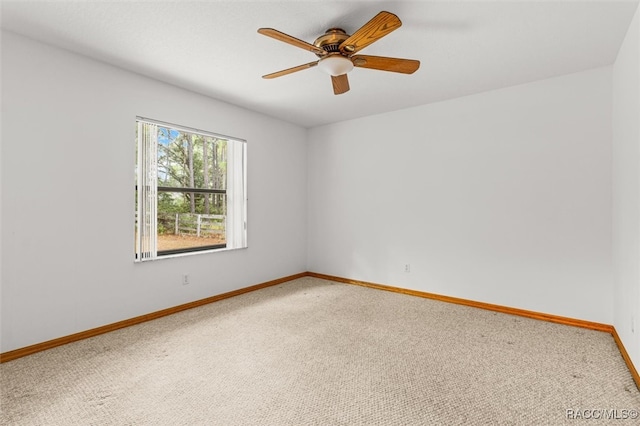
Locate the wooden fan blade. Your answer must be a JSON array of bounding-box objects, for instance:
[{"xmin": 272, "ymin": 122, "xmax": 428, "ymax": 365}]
[
  {"xmin": 331, "ymin": 74, "xmax": 350, "ymax": 95},
  {"xmin": 262, "ymin": 61, "xmax": 319, "ymax": 79},
  {"xmin": 339, "ymin": 11, "xmax": 402, "ymax": 55},
  {"xmin": 351, "ymin": 55, "xmax": 420, "ymax": 74},
  {"xmin": 258, "ymin": 28, "xmax": 327, "ymax": 56}
]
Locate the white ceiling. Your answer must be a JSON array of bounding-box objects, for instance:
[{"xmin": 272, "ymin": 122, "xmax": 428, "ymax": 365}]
[{"xmin": 1, "ymin": 0, "xmax": 638, "ymax": 128}]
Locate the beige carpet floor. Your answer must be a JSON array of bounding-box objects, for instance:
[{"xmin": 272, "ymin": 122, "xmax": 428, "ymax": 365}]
[{"xmin": 1, "ymin": 277, "xmax": 639, "ymax": 425}]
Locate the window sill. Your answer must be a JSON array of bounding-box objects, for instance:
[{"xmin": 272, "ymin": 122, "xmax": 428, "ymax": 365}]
[{"xmin": 135, "ymin": 245, "xmax": 248, "ymax": 263}]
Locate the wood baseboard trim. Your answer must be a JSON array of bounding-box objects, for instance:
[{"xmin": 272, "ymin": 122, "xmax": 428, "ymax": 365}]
[
  {"xmin": 307, "ymin": 271, "xmax": 640, "ymax": 390},
  {"xmin": 307, "ymin": 272, "xmax": 613, "ymax": 332},
  {"xmin": 610, "ymin": 327, "xmax": 640, "ymax": 390},
  {"xmin": 0, "ymin": 272, "xmax": 307, "ymax": 363}
]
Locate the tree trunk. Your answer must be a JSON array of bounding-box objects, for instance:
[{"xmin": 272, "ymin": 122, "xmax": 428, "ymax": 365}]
[
  {"xmin": 188, "ymin": 133, "xmax": 195, "ymax": 214},
  {"xmin": 203, "ymin": 137, "xmax": 209, "ymax": 214},
  {"xmin": 213, "ymin": 140, "xmax": 218, "ymax": 210}
]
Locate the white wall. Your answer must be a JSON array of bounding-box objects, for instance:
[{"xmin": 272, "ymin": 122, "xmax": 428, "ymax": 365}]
[
  {"xmin": 613, "ymin": 5, "xmax": 640, "ymax": 370},
  {"xmin": 0, "ymin": 32, "xmax": 308, "ymax": 353},
  {"xmin": 308, "ymin": 67, "xmax": 613, "ymax": 324}
]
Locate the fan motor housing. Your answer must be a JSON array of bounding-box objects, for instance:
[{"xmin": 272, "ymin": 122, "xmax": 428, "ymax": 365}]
[{"xmin": 313, "ymin": 28, "xmax": 350, "ymax": 56}]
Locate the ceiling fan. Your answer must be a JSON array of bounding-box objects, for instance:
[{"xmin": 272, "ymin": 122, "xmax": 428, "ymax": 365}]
[{"xmin": 258, "ymin": 11, "xmax": 420, "ymax": 95}]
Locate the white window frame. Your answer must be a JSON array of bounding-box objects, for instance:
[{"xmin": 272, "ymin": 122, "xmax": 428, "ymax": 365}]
[{"xmin": 135, "ymin": 117, "xmax": 247, "ymax": 262}]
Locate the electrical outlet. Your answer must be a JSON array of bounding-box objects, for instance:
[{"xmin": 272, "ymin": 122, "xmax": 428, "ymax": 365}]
[
  {"xmin": 404, "ymin": 264, "xmax": 411, "ymax": 273},
  {"xmin": 182, "ymin": 274, "xmax": 190, "ymax": 286}
]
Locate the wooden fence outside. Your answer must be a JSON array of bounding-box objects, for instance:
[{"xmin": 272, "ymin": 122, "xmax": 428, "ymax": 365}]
[{"xmin": 158, "ymin": 213, "xmax": 225, "ymax": 237}]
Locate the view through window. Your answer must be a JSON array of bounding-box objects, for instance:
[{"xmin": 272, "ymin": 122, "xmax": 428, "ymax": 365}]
[{"xmin": 135, "ymin": 118, "xmax": 246, "ymax": 261}]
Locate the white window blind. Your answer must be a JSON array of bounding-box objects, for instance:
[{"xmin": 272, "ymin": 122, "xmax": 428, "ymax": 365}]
[
  {"xmin": 226, "ymin": 139, "xmax": 247, "ymax": 249},
  {"xmin": 136, "ymin": 121, "xmax": 158, "ymax": 261}
]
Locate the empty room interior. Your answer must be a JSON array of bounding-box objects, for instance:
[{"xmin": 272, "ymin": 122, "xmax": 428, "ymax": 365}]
[{"xmin": 2, "ymin": 0, "xmax": 640, "ymax": 424}]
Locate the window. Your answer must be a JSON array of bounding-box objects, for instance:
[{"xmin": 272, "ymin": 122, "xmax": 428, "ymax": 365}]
[{"xmin": 135, "ymin": 117, "xmax": 246, "ymax": 261}]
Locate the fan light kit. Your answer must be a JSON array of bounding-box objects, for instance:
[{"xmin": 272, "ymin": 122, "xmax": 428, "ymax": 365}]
[
  {"xmin": 258, "ymin": 11, "xmax": 420, "ymax": 95},
  {"xmin": 317, "ymin": 55, "xmax": 354, "ymax": 76}
]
